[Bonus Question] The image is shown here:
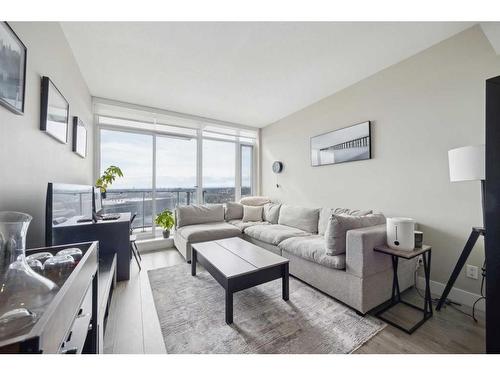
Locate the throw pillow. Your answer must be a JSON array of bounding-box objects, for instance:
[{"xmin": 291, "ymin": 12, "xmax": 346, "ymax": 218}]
[
  {"xmin": 175, "ymin": 204, "xmax": 225, "ymax": 228},
  {"xmin": 324, "ymin": 213, "xmax": 386, "ymax": 255},
  {"xmin": 318, "ymin": 207, "xmax": 374, "ymax": 235},
  {"xmin": 225, "ymin": 202, "xmax": 244, "ymax": 220},
  {"xmin": 239, "ymin": 196, "xmax": 271, "ymax": 206},
  {"xmin": 263, "ymin": 202, "xmax": 281, "ymax": 224},
  {"xmin": 242, "ymin": 205, "xmax": 263, "ymax": 222},
  {"xmin": 278, "ymin": 205, "xmax": 320, "ymax": 233},
  {"xmin": 334, "ymin": 208, "xmax": 373, "ymax": 216}
]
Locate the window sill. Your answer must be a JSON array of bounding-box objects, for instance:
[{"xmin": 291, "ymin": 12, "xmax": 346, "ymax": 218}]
[{"xmin": 136, "ymin": 235, "xmax": 174, "ymax": 253}]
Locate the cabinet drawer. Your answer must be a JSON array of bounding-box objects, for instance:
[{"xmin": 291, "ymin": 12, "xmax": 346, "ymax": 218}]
[{"xmin": 59, "ymin": 284, "xmax": 93, "ymax": 354}]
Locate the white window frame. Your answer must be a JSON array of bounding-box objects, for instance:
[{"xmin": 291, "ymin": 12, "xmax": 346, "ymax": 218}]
[
  {"xmin": 94, "ymin": 98, "xmax": 259, "ymax": 239},
  {"xmin": 240, "ymin": 143, "xmax": 255, "ymax": 198}
]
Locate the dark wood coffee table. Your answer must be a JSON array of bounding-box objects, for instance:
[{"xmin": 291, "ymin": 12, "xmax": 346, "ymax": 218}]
[{"xmin": 191, "ymin": 237, "xmax": 289, "ymax": 324}]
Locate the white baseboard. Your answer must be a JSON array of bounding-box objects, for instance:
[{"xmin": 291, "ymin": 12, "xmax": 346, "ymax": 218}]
[{"xmin": 416, "ymin": 276, "xmax": 485, "ymax": 312}]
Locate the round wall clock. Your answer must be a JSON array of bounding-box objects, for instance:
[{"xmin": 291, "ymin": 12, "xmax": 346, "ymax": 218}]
[{"xmin": 272, "ymin": 161, "xmax": 283, "ymax": 174}]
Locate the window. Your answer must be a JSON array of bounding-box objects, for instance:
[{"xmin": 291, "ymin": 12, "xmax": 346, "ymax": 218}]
[
  {"xmin": 241, "ymin": 144, "xmax": 253, "ymax": 197},
  {"xmin": 156, "ymin": 135, "xmax": 198, "ymax": 210},
  {"xmin": 96, "ymin": 100, "xmax": 258, "ymax": 237},
  {"xmin": 202, "ymin": 139, "xmax": 236, "ymax": 203},
  {"xmin": 100, "ymin": 129, "xmax": 153, "ymax": 232}
]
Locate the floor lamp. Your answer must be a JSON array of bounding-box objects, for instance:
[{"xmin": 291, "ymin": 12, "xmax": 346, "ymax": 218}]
[{"xmin": 436, "ymin": 144, "xmax": 485, "ymax": 311}]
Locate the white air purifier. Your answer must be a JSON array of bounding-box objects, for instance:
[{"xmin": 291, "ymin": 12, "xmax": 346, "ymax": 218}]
[{"xmin": 386, "ymin": 217, "xmax": 416, "ymax": 251}]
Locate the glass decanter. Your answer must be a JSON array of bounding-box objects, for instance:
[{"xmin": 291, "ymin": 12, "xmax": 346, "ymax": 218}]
[{"xmin": 0, "ymin": 212, "xmax": 59, "ymax": 341}]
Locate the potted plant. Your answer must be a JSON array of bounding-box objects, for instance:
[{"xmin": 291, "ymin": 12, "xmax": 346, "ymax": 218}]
[
  {"xmin": 96, "ymin": 166, "xmax": 123, "ymax": 199},
  {"xmin": 155, "ymin": 209, "xmax": 175, "ymax": 238}
]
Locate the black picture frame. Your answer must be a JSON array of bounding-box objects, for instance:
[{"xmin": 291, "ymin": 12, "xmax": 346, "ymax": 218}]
[
  {"xmin": 40, "ymin": 76, "xmax": 69, "ymax": 144},
  {"xmin": 72, "ymin": 116, "xmax": 87, "ymax": 158},
  {"xmin": 0, "ymin": 22, "xmax": 27, "ymax": 115},
  {"xmin": 310, "ymin": 121, "xmax": 371, "ymax": 167}
]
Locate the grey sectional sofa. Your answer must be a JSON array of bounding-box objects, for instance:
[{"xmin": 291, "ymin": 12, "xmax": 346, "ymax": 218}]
[{"xmin": 174, "ymin": 202, "xmax": 416, "ymax": 314}]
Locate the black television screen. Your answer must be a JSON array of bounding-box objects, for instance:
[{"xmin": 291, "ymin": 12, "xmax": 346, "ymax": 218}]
[{"xmin": 45, "ymin": 183, "xmax": 93, "ymax": 245}]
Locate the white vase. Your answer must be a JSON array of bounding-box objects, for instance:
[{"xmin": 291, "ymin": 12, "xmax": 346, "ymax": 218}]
[{"xmin": 0, "ymin": 212, "xmax": 59, "ymax": 341}]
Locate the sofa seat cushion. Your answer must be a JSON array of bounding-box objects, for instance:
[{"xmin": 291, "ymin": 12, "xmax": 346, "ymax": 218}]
[
  {"xmin": 244, "ymin": 224, "xmax": 310, "ymax": 245},
  {"xmin": 228, "ymin": 219, "xmax": 270, "ymax": 232},
  {"xmin": 176, "ymin": 222, "xmax": 241, "ymax": 243},
  {"xmin": 279, "ymin": 235, "xmax": 346, "ymax": 270}
]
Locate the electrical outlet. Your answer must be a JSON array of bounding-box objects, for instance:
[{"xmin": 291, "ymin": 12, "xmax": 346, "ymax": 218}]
[
  {"xmin": 417, "ymin": 255, "xmax": 424, "ymax": 267},
  {"xmin": 466, "ymin": 265, "xmax": 479, "ymax": 280}
]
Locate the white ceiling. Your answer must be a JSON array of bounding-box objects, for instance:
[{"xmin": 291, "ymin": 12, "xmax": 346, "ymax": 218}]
[{"xmin": 61, "ymin": 22, "xmax": 474, "ymax": 127}]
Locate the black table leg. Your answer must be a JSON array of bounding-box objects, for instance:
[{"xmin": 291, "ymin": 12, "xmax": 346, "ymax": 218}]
[
  {"xmin": 436, "ymin": 230, "xmax": 481, "ymax": 311},
  {"xmin": 191, "ymin": 248, "xmax": 197, "ymax": 276},
  {"xmin": 282, "ymin": 263, "xmax": 289, "ymax": 301},
  {"xmin": 391, "ymin": 255, "xmax": 401, "ymax": 303},
  {"xmin": 423, "ymin": 250, "xmax": 433, "ymax": 316},
  {"xmin": 225, "ymin": 289, "xmax": 233, "ymax": 325},
  {"xmin": 376, "ymin": 250, "xmax": 432, "ymax": 334}
]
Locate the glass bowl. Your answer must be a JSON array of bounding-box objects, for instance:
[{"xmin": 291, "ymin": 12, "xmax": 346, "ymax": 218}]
[
  {"xmin": 56, "ymin": 247, "xmax": 83, "ymax": 264},
  {"xmin": 43, "ymin": 255, "xmax": 76, "ymax": 286},
  {"xmin": 26, "ymin": 251, "xmax": 53, "ymax": 265},
  {"xmin": 26, "ymin": 258, "xmax": 43, "ymax": 274}
]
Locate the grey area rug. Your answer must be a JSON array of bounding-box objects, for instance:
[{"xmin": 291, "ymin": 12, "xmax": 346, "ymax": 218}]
[{"xmin": 148, "ymin": 264, "xmax": 385, "ymax": 354}]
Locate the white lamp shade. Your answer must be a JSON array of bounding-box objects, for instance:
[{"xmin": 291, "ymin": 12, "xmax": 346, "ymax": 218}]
[{"xmin": 448, "ymin": 144, "xmax": 485, "ymax": 182}]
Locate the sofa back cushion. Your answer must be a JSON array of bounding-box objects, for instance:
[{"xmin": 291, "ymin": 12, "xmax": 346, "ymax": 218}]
[
  {"xmin": 278, "ymin": 205, "xmax": 320, "ymax": 233},
  {"xmin": 176, "ymin": 204, "xmax": 225, "ymax": 228},
  {"xmin": 239, "ymin": 196, "xmax": 271, "ymax": 206},
  {"xmin": 263, "ymin": 202, "xmax": 281, "ymax": 224},
  {"xmin": 318, "ymin": 208, "xmax": 373, "ymax": 235},
  {"xmin": 225, "ymin": 202, "xmax": 244, "ymax": 220},
  {"xmin": 325, "ymin": 213, "xmax": 386, "ymax": 255}
]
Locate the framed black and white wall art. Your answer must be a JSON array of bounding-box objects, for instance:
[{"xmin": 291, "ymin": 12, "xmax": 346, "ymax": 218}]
[
  {"xmin": 40, "ymin": 76, "xmax": 69, "ymax": 143},
  {"xmin": 0, "ymin": 22, "xmax": 27, "ymax": 115},
  {"xmin": 72, "ymin": 116, "xmax": 87, "ymax": 158},
  {"xmin": 311, "ymin": 121, "xmax": 371, "ymax": 166}
]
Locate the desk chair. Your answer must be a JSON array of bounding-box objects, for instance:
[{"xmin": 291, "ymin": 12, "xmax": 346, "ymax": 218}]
[{"xmin": 129, "ymin": 214, "xmax": 142, "ymax": 270}]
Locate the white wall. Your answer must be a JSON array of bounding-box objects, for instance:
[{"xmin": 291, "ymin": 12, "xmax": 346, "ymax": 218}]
[
  {"xmin": 0, "ymin": 22, "xmax": 93, "ymax": 248},
  {"xmin": 261, "ymin": 26, "xmax": 500, "ymax": 294}
]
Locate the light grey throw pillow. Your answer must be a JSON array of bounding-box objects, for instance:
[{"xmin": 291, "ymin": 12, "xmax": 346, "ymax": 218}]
[
  {"xmin": 176, "ymin": 204, "xmax": 225, "ymax": 228},
  {"xmin": 263, "ymin": 202, "xmax": 281, "ymax": 224},
  {"xmin": 242, "ymin": 205, "xmax": 263, "ymax": 222},
  {"xmin": 278, "ymin": 205, "xmax": 320, "ymax": 233},
  {"xmin": 318, "ymin": 207, "xmax": 373, "ymax": 235},
  {"xmin": 239, "ymin": 196, "xmax": 271, "ymax": 206},
  {"xmin": 324, "ymin": 213, "xmax": 386, "ymax": 255},
  {"xmin": 225, "ymin": 202, "xmax": 244, "ymax": 220}
]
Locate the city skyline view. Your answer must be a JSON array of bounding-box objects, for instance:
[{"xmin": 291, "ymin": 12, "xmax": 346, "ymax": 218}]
[{"xmin": 100, "ymin": 128, "xmax": 252, "ymax": 190}]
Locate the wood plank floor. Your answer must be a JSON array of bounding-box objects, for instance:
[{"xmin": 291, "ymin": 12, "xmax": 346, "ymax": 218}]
[{"xmin": 103, "ymin": 248, "xmax": 485, "ymax": 354}]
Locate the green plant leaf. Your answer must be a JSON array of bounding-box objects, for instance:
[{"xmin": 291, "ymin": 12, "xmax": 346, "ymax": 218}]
[
  {"xmin": 155, "ymin": 209, "xmax": 175, "ymax": 230},
  {"xmin": 96, "ymin": 165, "xmax": 124, "ymax": 192}
]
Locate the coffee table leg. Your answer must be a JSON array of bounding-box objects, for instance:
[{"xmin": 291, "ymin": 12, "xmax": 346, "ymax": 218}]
[
  {"xmin": 191, "ymin": 249, "xmax": 197, "ymax": 276},
  {"xmin": 225, "ymin": 290, "xmax": 233, "ymax": 324},
  {"xmin": 282, "ymin": 263, "xmax": 289, "ymax": 301}
]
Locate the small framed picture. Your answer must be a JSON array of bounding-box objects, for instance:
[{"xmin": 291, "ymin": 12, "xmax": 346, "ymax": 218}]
[
  {"xmin": 72, "ymin": 116, "xmax": 87, "ymax": 158},
  {"xmin": 0, "ymin": 22, "xmax": 27, "ymax": 115},
  {"xmin": 40, "ymin": 76, "xmax": 69, "ymax": 144}
]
